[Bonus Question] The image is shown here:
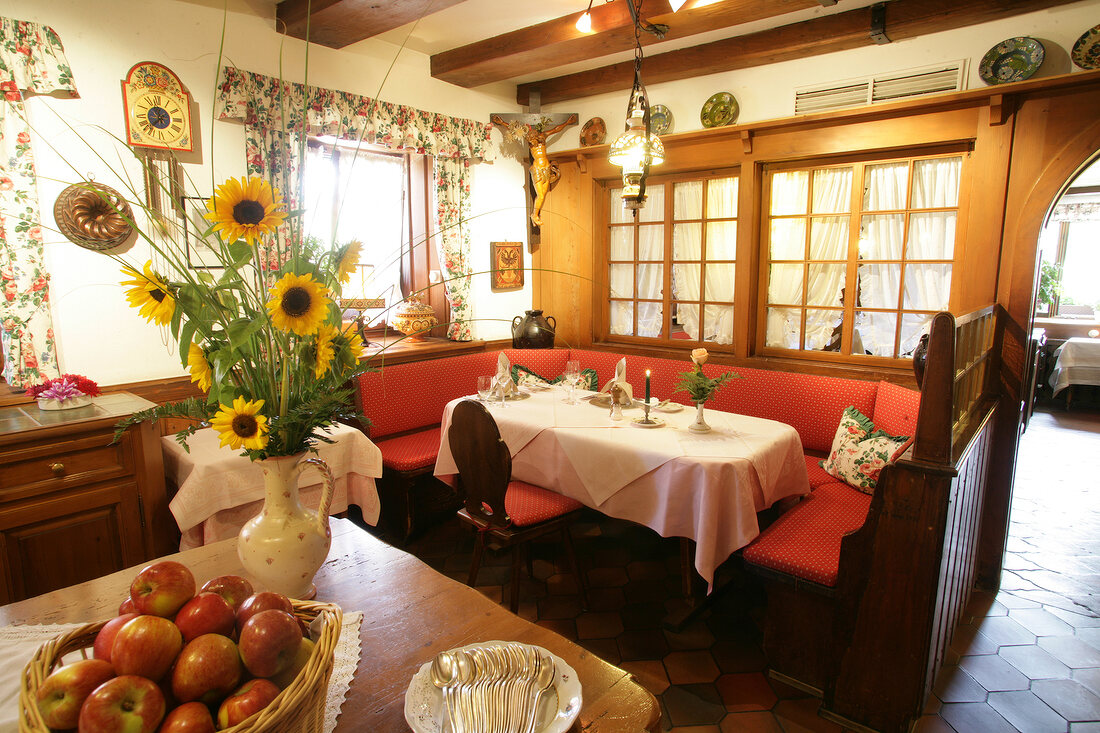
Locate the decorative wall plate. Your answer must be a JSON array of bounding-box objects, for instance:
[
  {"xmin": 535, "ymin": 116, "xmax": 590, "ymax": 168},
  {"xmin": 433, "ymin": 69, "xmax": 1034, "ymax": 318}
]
[
  {"xmin": 700, "ymin": 92, "xmax": 739, "ymax": 128},
  {"xmin": 649, "ymin": 104, "xmax": 673, "ymax": 135},
  {"xmin": 580, "ymin": 117, "xmax": 606, "ymax": 147},
  {"xmin": 978, "ymin": 37, "xmax": 1045, "ymax": 84},
  {"xmin": 1072, "ymin": 23, "xmax": 1100, "ymax": 69},
  {"xmin": 54, "ymin": 182, "xmax": 134, "ymax": 251}
]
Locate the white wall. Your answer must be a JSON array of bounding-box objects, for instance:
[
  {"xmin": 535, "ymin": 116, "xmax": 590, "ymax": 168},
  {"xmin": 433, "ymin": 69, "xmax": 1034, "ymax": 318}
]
[
  {"xmin": 2, "ymin": 0, "xmax": 531, "ymax": 385},
  {"xmin": 545, "ymin": 0, "xmax": 1100, "ymax": 152}
]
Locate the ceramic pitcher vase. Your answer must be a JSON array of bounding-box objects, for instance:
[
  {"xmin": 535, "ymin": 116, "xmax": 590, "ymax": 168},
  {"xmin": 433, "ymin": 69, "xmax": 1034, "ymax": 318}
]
[{"xmin": 237, "ymin": 454, "xmax": 335, "ymax": 600}]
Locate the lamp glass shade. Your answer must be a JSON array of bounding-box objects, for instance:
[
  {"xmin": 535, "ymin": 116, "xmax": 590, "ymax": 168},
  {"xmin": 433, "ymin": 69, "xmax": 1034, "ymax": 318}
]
[{"xmin": 575, "ymin": 11, "xmax": 592, "ymax": 33}]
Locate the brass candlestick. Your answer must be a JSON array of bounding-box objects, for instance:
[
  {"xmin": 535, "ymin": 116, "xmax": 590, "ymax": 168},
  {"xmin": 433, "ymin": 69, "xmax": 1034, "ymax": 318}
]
[{"xmin": 641, "ymin": 401, "xmax": 656, "ymax": 424}]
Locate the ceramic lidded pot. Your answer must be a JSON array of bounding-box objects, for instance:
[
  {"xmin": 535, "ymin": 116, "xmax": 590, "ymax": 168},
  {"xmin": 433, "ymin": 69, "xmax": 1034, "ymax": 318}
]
[
  {"xmin": 512, "ymin": 309, "xmax": 556, "ymax": 348},
  {"xmin": 391, "ymin": 297, "xmax": 438, "ymax": 341}
]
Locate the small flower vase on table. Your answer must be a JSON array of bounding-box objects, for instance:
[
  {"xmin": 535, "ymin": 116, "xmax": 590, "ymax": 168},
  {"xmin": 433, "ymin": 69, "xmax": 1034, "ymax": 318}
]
[
  {"xmin": 675, "ymin": 348, "xmax": 737, "ymax": 435},
  {"xmin": 690, "ymin": 402, "xmax": 711, "ymax": 433}
]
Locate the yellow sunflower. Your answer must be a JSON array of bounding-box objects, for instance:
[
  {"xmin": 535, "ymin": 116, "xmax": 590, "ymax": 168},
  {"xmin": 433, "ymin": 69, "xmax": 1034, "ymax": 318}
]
[
  {"xmin": 204, "ymin": 176, "xmax": 287, "ymax": 245},
  {"xmin": 265, "ymin": 272, "xmax": 330, "ymax": 336},
  {"xmin": 337, "ymin": 240, "xmax": 363, "ymax": 285},
  {"xmin": 311, "ymin": 325, "xmax": 337, "ymax": 378},
  {"xmin": 345, "ymin": 330, "xmax": 365, "ymax": 366},
  {"xmin": 209, "ymin": 396, "xmax": 269, "ymax": 451},
  {"xmin": 186, "ymin": 342, "xmax": 213, "ymax": 392},
  {"xmin": 121, "ymin": 261, "xmax": 175, "ymax": 326}
]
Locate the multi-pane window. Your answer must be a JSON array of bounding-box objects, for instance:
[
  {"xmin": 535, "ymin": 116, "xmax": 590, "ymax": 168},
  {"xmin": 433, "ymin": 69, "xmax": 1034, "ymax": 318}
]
[
  {"xmin": 607, "ymin": 173, "xmax": 738, "ymax": 345},
  {"xmin": 302, "ymin": 140, "xmax": 410, "ymax": 319},
  {"xmin": 763, "ymin": 154, "xmax": 962, "ymax": 359}
]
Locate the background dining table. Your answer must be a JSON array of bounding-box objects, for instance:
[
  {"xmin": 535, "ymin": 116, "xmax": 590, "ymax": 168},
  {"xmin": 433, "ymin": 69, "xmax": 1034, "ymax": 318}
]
[
  {"xmin": 0, "ymin": 517, "xmax": 660, "ymax": 732},
  {"xmin": 434, "ymin": 388, "xmax": 810, "ymax": 590}
]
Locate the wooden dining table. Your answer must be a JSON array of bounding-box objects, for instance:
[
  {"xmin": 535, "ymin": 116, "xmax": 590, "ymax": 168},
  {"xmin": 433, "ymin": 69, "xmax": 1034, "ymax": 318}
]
[{"xmin": 0, "ymin": 517, "xmax": 660, "ymax": 732}]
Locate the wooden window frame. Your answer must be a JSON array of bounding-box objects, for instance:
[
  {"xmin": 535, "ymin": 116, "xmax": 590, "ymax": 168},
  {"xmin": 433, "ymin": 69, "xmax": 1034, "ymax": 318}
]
[
  {"xmin": 598, "ymin": 167, "xmax": 741, "ymax": 352},
  {"xmin": 758, "ymin": 145, "xmax": 971, "ymax": 367},
  {"xmin": 305, "ymin": 140, "xmax": 442, "ymax": 339}
]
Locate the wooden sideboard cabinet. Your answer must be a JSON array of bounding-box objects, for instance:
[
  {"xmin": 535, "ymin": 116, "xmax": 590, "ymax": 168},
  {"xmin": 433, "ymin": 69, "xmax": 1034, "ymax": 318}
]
[{"xmin": 0, "ymin": 392, "xmax": 172, "ymax": 604}]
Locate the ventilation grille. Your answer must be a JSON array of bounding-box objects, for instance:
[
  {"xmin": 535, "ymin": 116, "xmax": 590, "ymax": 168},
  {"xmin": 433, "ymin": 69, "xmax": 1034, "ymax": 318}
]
[{"xmin": 795, "ymin": 61, "xmax": 966, "ymax": 115}]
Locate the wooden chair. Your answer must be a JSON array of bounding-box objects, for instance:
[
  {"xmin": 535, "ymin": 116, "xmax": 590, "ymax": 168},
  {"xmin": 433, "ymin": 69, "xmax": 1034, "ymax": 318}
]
[{"xmin": 448, "ymin": 399, "xmax": 588, "ymax": 613}]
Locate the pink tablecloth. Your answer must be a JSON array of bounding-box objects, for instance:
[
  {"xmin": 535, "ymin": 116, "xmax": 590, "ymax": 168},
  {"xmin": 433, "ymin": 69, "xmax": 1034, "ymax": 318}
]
[
  {"xmin": 163, "ymin": 423, "xmax": 382, "ymax": 550},
  {"xmin": 434, "ymin": 390, "xmax": 809, "ymax": 587}
]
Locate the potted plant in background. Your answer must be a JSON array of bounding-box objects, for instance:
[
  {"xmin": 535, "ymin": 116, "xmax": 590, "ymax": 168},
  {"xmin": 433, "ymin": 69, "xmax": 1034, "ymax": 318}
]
[
  {"xmin": 1035, "ymin": 261, "xmax": 1063, "ymax": 317},
  {"xmin": 675, "ymin": 348, "xmax": 738, "ymax": 433}
]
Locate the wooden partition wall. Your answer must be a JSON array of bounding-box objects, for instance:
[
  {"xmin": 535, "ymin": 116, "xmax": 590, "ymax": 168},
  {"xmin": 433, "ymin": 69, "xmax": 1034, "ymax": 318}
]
[{"xmin": 824, "ymin": 308, "xmax": 999, "ymax": 732}]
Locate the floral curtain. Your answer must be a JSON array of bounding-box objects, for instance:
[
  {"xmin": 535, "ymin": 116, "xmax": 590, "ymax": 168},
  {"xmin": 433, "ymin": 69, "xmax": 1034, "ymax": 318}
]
[
  {"xmin": 434, "ymin": 157, "xmax": 472, "ymax": 340},
  {"xmin": 214, "ymin": 66, "xmax": 492, "ymax": 338},
  {"xmin": 0, "ymin": 18, "xmax": 76, "ymax": 387},
  {"xmin": 1052, "ymin": 201, "xmax": 1100, "ymax": 222}
]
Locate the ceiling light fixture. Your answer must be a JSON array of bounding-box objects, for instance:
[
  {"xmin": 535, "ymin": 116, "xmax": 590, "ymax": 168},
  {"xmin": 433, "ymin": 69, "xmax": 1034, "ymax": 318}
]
[
  {"xmin": 668, "ymin": 0, "xmax": 688, "ymax": 10},
  {"xmin": 608, "ymin": 0, "xmax": 664, "ymax": 213},
  {"xmin": 576, "ymin": 0, "xmax": 594, "ymax": 33}
]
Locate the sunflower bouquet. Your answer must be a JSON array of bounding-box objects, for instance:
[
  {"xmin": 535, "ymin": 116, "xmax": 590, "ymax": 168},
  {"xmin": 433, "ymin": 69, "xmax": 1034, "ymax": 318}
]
[{"xmin": 113, "ymin": 175, "xmax": 367, "ymax": 459}]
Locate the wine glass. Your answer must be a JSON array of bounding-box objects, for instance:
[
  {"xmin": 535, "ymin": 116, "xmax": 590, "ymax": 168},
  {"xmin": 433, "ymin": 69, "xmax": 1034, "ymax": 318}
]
[
  {"xmin": 564, "ymin": 360, "xmax": 580, "ymax": 404},
  {"xmin": 477, "ymin": 376, "xmax": 492, "ymax": 402}
]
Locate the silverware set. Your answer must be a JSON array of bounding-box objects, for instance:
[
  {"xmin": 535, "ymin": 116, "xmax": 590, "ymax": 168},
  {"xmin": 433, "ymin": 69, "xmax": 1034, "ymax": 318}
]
[{"xmin": 430, "ymin": 642, "xmax": 556, "ymax": 733}]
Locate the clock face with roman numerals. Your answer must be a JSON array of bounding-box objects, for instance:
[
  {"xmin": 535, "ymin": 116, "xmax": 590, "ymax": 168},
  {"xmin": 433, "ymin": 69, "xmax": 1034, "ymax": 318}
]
[
  {"xmin": 121, "ymin": 62, "xmax": 194, "ymax": 152},
  {"xmin": 132, "ymin": 92, "xmax": 186, "ymax": 145}
]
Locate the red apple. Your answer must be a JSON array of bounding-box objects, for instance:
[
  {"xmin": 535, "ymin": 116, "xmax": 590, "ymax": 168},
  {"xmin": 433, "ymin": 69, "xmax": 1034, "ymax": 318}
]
[
  {"xmin": 170, "ymin": 633, "xmax": 243, "ymax": 705},
  {"xmin": 235, "ymin": 591, "xmax": 293, "ymax": 633},
  {"xmin": 94, "ymin": 613, "xmax": 139, "ymax": 663},
  {"xmin": 34, "ymin": 658, "xmax": 115, "ymax": 729},
  {"xmin": 174, "ymin": 592, "xmax": 235, "ymax": 643},
  {"xmin": 156, "ymin": 701, "xmax": 215, "ymax": 733},
  {"xmin": 130, "ymin": 561, "xmax": 196, "ymax": 618},
  {"xmin": 111, "ymin": 615, "xmax": 183, "ymax": 682},
  {"xmin": 199, "ymin": 575, "xmax": 254, "ymax": 613},
  {"xmin": 216, "ymin": 678, "xmax": 280, "ymax": 729},
  {"xmin": 78, "ymin": 675, "xmax": 165, "ymax": 733},
  {"xmin": 270, "ymin": 637, "xmax": 315, "ymax": 689},
  {"xmin": 238, "ymin": 610, "xmax": 302, "ymax": 678},
  {"xmin": 119, "ymin": 597, "xmax": 136, "ymax": 615}
]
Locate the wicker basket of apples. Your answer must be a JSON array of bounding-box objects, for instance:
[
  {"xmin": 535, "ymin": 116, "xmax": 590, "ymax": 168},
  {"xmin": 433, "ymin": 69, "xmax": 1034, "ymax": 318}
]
[{"xmin": 18, "ymin": 560, "xmax": 342, "ymax": 733}]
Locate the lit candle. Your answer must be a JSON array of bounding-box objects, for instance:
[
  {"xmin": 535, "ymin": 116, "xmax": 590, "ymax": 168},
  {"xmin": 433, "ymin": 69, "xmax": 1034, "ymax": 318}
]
[{"xmin": 645, "ymin": 369, "xmax": 651, "ymax": 405}]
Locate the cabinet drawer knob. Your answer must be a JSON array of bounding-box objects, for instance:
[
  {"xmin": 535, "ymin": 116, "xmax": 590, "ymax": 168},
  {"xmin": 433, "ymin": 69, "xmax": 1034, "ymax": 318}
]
[{"xmin": 49, "ymin": 462, "xmax": 65, "ymax": 476}]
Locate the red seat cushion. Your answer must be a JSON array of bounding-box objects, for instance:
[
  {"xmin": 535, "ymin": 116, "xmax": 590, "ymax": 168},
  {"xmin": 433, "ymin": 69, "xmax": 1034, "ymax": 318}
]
[
  {"xmin": 742, "ymin": 482, "xmax": 872, "ymax": 587},
  {"xmin": 377, "ymin": 428, "xmax": 442, "ymax": 472},
  {"xmin": 804, "ymin": 454, "xmax": 834, "ymax": 489},
  {"xmin": 872, "ymin": 381, "xmax": 922, "ymax": 438},
  {"xmin": 505, "ymin": 480, "xmax": 583, "ymax": 527}
]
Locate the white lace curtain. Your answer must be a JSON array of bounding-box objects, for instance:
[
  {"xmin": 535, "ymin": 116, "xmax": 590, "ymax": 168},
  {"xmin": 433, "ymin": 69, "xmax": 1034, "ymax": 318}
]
[
  {"xmin": 767, "ymin": 156, "xmax": 959, "ymax": 356},
  {"xmin": 670, "ymin": 178, "xmax": 736, "ymax": 343}
]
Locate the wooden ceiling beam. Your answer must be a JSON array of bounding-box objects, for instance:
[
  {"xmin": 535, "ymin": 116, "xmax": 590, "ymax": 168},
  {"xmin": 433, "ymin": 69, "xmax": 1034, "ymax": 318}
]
[
  {"xmin": 516, "ymin": 0, "xmax": 1080, "ymax": 105},
  {"xmin": 276, "ymin": 0, "xmax": 470, "ymax": 49},
  {"xmin": 431, "ymin": 0, "xmax": 820, "ymax": 89}
]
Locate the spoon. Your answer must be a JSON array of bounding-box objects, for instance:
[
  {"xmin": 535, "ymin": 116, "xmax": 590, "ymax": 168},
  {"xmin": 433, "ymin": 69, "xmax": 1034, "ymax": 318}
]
[
  {"xmin": 454, "ymin": 650, "xmax": 476, "ymax": 733},
  {"xmin": 430, "ymin": 652, "xmax": 460, "ymax": 733},
  {"xmin": 525, "ymin": 652, "xmax": 556, "ymax": 733}
]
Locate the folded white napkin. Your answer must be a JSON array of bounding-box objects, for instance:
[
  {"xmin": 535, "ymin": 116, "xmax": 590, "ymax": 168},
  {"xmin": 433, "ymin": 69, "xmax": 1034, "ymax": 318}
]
[
  {"xmin": 600, "ymin": 357, "xmax": 634, "ymax": 404},
  {"xmin": 492, "ymin": 351, "xmax": 517, "ymax": 397}
]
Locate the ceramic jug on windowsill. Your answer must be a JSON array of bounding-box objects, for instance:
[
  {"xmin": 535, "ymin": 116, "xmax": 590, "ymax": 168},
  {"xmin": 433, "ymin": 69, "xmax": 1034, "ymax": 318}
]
[{"xmin": 512, "ymin": 309, "xmax": 556, "ymax": 348}]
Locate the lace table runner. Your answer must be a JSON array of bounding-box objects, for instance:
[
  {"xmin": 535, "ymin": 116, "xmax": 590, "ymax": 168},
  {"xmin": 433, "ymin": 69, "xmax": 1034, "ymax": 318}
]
[{"xmin": 0, "ymin": 611, "xmax": 363, "ymax": 731}]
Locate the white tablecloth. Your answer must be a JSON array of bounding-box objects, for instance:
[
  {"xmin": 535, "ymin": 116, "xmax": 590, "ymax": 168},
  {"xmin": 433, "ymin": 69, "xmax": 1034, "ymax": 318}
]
[
  {"xmin": 163, "ymin": 424, "xmax": 382, "ymax": 550},
  {"xmin": 434, "ymin": 389, "xmax": 809, "ymax": 588},
  {"xmin": 1049, "ymin": 337, "xmax": 1100, "ymax": 395}
]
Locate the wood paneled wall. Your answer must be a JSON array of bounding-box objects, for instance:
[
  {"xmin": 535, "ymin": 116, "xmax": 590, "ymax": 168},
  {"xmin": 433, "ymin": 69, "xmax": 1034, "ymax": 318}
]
[{"xmin": 543, "ymin": 69, "xmax": 1100, "ymax": 587}]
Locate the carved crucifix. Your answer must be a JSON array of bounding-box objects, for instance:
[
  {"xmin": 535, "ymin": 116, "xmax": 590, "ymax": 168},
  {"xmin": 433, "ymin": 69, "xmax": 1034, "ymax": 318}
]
[{"xmin": 490, "ymin": 112, "xmax": 578, "ymax": 230}]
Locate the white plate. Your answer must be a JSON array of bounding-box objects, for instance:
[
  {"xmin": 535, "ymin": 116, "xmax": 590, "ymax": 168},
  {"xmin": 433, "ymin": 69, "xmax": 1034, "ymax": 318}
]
[
  {"xmin": 403, "ymin": 641, "xmax": 582, "ymax": 733},
  {"xmin": 653, "ymin": 401, "xmax": 684, "ymax": 413}
]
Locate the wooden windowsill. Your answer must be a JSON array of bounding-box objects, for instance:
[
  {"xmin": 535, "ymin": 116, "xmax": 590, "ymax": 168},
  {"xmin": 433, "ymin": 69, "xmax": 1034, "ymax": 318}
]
[{"xmin": 359, "ymin": 335, "xmax": 503, "ymax": 367}]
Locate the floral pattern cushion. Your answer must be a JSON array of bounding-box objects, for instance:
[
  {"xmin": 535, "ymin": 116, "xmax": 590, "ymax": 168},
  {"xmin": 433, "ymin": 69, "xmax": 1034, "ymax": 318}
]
[
  {"xmin": 820, "ymin": 406, "xmax": 912, "ymax": 494},
  {"xmin": 511, "ymin": 365, "xmax": 598, "ymax": 391}
]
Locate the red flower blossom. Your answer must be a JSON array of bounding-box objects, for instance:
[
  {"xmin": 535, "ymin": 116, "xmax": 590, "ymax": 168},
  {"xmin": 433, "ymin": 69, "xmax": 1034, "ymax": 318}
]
[
  {"xmin": 0, "ymin": 81, "xmax": 19, "ymax": 102},
  {"xmin": 16, "ymin": 132, "xmax": 29, "ymax": 143}
]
